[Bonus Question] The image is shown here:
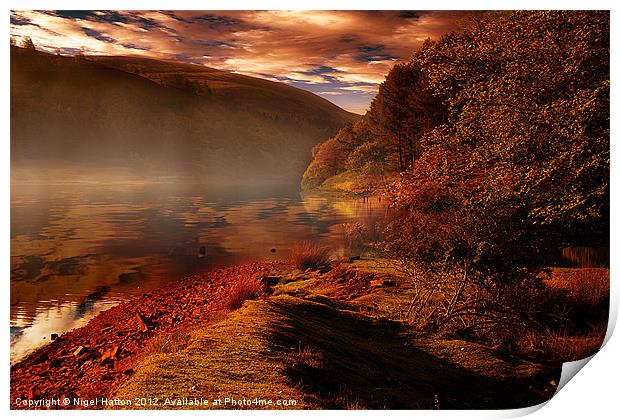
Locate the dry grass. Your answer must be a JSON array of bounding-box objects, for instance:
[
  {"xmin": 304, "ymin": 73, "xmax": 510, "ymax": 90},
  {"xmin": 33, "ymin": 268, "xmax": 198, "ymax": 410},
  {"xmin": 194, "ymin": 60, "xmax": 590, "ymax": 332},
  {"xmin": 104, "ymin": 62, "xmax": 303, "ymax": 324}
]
[
  {"xmin": 503, "ymin": 268, "xmax": 610, "ymax": 362},
  {"xmin": 287, "ymin": 344, "xmax": 324, "ymax": 371},
  {"xmin": 109, "ymin": 298, "xmax": 309, "ymax": 410},
  {"xmin": 150, "ymin": 328, "xmax": 192, "ymax": 354},
  {"xmin": 228, "ymin": 276, "xmax": 261, "ymax": 309},
  {"xmin": 547, "ymin": 268, "xmax": 609, "ymax": 306},
  {"xmin": 290, "ymin": 241, "xmax": 331, "ymax": 272},
  {"xmin": 510, "ymin": 326, "xmax": 606, "ymax": 363},
  {"xmin": 109, "ymin": 281, "xmax": 558, "ymax": 410},
  {"xmin": 325, "ymin": 258, "xmax": 351, "ymax": 280}
]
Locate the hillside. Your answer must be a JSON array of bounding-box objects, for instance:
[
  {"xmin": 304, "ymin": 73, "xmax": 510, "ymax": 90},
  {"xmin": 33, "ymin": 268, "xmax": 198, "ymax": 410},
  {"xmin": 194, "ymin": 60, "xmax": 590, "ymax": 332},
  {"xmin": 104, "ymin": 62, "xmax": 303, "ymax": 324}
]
[{"xmin": 11, "ymin": 47, "xmax": 357, "ymax": 185}]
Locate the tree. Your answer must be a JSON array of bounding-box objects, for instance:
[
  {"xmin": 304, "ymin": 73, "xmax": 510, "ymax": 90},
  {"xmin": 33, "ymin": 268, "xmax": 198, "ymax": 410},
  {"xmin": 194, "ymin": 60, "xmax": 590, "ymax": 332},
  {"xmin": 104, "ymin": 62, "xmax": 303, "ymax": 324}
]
[
  {"xmin": 301, "ymin": 122, "xmax": 366, "ymax": 189},
  {"xmin": 367, "ymin": 60, "xmax": 447, "ymax": 171},
  {"xmin": 385, "ymin": 11, "xmax": 609, "ymax": 331}
]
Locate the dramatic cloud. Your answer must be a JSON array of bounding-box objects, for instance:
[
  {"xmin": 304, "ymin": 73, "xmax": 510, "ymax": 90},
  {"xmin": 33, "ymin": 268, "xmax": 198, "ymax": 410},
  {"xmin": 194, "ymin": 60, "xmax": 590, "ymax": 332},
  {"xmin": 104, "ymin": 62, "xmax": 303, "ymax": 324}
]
[{"xmin": 10, "ymin": 10, "xmax": 471, "ymax": 114}]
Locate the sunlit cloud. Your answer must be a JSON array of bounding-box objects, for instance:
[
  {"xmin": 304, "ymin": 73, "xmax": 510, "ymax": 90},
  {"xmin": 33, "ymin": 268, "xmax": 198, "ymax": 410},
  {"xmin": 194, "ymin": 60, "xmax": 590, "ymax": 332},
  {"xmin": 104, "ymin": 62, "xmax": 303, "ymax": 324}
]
[{"xmin": 10, "ymin": 10, "xmax": 471, "ymax": 113}]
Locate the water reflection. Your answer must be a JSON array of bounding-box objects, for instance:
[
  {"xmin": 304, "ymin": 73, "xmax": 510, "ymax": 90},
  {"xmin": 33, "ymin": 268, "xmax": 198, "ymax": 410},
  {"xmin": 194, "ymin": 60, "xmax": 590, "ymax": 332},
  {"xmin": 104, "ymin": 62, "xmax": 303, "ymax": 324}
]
[{"xmin": 10, "ymin": 182, "xmax": 387, "ymax": 363}]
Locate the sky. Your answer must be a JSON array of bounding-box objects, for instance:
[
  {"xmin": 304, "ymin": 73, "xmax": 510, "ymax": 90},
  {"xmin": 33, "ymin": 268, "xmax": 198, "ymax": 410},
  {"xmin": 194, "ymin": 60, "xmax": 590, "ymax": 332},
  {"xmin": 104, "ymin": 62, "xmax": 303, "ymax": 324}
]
[{"xmin": 10, "ymin": 10, "xmax": 471, "ymax": 114}]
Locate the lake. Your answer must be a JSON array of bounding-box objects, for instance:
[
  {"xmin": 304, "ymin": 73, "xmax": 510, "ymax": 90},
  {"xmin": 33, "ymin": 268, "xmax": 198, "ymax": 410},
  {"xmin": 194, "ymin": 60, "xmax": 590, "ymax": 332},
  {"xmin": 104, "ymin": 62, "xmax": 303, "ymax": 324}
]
[{"xmin": 10, "ymin": 181, "xmax": 387, "ymax": 363}]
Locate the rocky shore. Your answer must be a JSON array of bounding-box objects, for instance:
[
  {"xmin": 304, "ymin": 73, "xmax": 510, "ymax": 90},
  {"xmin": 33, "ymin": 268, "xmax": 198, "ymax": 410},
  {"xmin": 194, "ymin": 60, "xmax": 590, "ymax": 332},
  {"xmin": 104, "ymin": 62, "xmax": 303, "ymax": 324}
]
[{"xmin": 10, "ymin": 262, "xmax": 284, "ymax": 409}]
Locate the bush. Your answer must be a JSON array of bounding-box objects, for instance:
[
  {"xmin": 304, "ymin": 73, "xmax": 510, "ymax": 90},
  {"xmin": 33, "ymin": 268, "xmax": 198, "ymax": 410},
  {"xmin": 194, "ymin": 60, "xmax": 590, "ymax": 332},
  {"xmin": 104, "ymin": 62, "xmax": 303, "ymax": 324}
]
[
  {"xmin": 228, "ymin": 276, "xmax": 261, "ymax": 309},
  {"xmin": 290, "ymin": 241, "xmax": 331, "ymax": 272}
]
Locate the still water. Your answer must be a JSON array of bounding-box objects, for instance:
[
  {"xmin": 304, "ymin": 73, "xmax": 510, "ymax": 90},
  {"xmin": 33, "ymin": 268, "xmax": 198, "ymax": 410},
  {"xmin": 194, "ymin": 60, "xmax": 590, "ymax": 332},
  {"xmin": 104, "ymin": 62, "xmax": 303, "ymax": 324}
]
[{"xmin": 10, "ymin": 182, "xmax": 387, "ymax": 363}]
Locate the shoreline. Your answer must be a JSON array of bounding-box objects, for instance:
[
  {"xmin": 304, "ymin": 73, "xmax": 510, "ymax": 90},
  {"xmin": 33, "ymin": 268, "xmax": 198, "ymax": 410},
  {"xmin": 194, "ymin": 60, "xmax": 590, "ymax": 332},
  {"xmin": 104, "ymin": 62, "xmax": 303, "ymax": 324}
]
[
  {"xmin": 10, "ymin": 261, "xmax": 285, "ymax": 409},
  {"xmin": 10, "ymin": 258, "xmax": 608, "ymax": 410}
]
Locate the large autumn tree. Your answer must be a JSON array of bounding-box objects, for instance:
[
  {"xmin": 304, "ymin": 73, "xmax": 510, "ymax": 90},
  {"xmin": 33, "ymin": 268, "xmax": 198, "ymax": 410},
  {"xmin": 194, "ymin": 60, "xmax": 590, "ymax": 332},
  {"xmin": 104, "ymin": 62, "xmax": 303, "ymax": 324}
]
[{"xmin": 392, "ymin": 10, "xmax": 608, "ymax": 273}]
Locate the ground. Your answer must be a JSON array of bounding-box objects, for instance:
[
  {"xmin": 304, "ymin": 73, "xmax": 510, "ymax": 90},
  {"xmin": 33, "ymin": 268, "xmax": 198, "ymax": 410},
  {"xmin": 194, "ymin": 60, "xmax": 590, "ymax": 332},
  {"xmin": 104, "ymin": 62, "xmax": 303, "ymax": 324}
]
[
  {"xmin": 12, "ymin": 257, "xmax": 604, "ymax": 410},
  {"xmin": 108, "ymin": 260, "xmax": 561, "ymax": 410}
]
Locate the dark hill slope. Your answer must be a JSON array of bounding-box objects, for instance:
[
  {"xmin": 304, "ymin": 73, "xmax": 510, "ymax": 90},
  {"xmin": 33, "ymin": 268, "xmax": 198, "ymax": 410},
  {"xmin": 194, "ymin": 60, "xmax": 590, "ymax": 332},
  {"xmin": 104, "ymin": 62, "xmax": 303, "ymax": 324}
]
[
  {"xmin": 11, "ymin": 47, "xmax": 357, "ymax": 184},
  {"xmin": 91, "ymin": 55, "xmax": 353, "ymax": 128}
]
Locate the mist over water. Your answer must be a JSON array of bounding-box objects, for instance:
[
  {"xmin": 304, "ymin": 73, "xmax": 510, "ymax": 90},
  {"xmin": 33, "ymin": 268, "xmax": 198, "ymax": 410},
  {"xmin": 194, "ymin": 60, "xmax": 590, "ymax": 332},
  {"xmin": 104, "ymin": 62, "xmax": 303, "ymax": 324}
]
[{"xmin": 10, "ymin": 177, "xmax": 387, "ymax": 363}]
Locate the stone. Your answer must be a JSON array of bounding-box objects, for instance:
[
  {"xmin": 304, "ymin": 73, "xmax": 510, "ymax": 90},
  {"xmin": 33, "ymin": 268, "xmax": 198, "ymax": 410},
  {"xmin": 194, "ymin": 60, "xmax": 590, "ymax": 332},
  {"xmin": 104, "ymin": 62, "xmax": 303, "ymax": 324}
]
[
  {"xmin": 51, "ymin": 333, "xmax": 59, "ymax": 341},
  {"xmin": 99, "ymin": 346, "xmax": 118, "ymax": 363},
  {"xmin": 100, "ymin": 345, "xmax": 120, "ymax": 364},
  {"xmin": 32, "ymin": 352, "xmax": 48, "ymax": 364},
  {"xmin": 28, "ymin": 385, "xmax": 41, "ymax": 399},
  {"xmin": 135, "ymin": 312, "xmax": 149, "ymax": 332},
  {"xmin": 260, "ymin": 276, "xmax": 280, "ymax": 286}
]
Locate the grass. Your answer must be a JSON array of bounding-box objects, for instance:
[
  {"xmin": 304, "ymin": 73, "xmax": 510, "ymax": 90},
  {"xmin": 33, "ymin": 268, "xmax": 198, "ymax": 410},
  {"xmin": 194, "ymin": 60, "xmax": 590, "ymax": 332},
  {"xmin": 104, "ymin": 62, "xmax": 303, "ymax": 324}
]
[
  {"xmin": 290, "ymin": 241, "xmax": 331, "ymax": 272},
  {"xmin": 494, "ymin": 268, "xmax": 610, "ymax": 363},
  {"xmin": 287, "ymin": 345, "xmax": 325, "ymax": 372},
  {"xmin": 547, "ymin": 268, "xmax": 610, "ymax": 306},
  {"xmin": 512, "ymin": 327, "xmax": 607, "ymax": 363},
  {"xmin": 228, "ymin": 276, "xmax": 261, "ymax": 309},
  {"xmin": 106, "ymin": 260, "xmax": 608, "ymax": 410},
  {"xmin": 109, "ymin": 281, "xmax": 559, "ymax": 410},
  {"xmin": 109, "ymin": 298, "xmax": 307, "ymax": 410},
  {"xmin": 149, "ymin": 328, "xmax": 192, "ymax": 354}
]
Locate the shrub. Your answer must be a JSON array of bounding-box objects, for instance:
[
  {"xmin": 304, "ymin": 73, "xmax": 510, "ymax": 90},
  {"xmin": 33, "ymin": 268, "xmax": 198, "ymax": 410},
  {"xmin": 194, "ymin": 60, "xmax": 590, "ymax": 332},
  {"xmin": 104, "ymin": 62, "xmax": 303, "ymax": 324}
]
[
  {"xmin": 228, "ymin": 276, "xmax": 261, "ymax": 309},
  {"xmin": 290, "ymin": 241, "xmax": 331, "ymax": 272}
]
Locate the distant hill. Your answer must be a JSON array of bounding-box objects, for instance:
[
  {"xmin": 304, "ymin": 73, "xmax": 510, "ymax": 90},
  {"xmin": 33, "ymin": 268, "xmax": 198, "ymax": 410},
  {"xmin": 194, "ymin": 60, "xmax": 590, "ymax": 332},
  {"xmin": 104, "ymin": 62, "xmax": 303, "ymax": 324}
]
[{"xmin": 11, "ymin": 47, "xmax": 357, "ymax": 185}]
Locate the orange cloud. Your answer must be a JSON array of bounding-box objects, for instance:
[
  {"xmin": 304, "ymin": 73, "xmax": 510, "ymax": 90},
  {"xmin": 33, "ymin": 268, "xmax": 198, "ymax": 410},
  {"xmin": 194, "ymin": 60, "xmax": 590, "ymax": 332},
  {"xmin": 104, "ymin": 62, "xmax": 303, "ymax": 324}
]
[{"xmin": 10, "ymin": 10, "xmax": 471, "ymax": 113}]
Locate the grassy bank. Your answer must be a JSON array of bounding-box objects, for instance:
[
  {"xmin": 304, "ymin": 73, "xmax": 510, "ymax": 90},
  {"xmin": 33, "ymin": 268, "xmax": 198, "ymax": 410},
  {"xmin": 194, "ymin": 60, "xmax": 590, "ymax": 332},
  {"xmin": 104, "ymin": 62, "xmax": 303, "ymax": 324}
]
[
  {"xmin": 12, "ymin": 256, "xmax": 606, "ymax": 410},
  {"xmin": 109, "ymin": 260, "xmax": 566, "ymax": 409},
  {"xmin": 302, "ymin": 169, "xmax": 393, "ymax": 199}
]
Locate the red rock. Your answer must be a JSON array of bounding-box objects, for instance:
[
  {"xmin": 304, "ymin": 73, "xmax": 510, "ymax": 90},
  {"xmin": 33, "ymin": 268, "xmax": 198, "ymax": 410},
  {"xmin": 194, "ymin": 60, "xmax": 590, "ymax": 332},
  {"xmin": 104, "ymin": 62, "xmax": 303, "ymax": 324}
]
[
  {"xmin": 32, "ymin": 352, "xmax": 48, "ymax": 364},
  {"xmin": 79, "ymin": 359, "xmax": 92, "ymax": 370},
  {"xmin": 28, "ymin": 385, "xmax": 41, "ymax": 399},
  {"xmin": 135, "ymin": 312, "xmax": 149, "ymax": 332},
  {"xmin": 10, "ymin": 262, "xmax": 283, "ymax": 410},
  {"xmin": 99, "ymin": 346, "xmax": 119, "ymax": 364}
]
